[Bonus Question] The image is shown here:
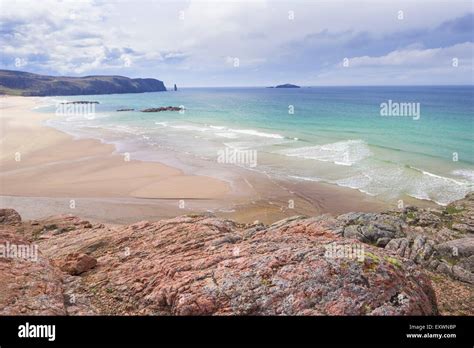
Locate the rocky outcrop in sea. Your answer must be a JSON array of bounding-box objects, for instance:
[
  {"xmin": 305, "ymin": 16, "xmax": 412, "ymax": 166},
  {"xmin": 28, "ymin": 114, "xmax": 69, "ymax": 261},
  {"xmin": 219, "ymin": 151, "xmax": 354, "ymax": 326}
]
[{"xmin": 141, "ymin": 106, "xmax": 184, "ymax": 112}]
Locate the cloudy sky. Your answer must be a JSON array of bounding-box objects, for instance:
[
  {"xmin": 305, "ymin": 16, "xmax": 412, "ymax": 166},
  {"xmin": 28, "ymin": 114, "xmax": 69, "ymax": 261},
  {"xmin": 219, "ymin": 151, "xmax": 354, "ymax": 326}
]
[{"xmin": 1, "ymin": 0, "xmax": 473, "ymax": 87}]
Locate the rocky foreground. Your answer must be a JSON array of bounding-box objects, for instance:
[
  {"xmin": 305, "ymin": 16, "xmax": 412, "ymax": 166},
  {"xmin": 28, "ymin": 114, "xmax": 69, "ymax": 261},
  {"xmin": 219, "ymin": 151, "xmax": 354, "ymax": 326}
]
[{"xmin": 1, "ymin": 194, "xmax": 473, "ymax": 316}]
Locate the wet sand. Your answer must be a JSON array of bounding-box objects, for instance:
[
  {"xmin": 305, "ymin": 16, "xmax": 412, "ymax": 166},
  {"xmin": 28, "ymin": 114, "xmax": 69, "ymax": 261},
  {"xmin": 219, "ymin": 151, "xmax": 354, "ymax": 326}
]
[{"xmin": 0, "ymin": 96, "xmax": 423, "ymax": 225}]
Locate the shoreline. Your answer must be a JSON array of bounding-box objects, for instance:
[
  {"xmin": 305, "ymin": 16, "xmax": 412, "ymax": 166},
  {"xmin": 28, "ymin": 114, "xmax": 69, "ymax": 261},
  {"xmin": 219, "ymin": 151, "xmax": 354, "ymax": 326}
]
[{"xmin": 0, "ymin": 96, "xmax": 435, "ymax": 224}]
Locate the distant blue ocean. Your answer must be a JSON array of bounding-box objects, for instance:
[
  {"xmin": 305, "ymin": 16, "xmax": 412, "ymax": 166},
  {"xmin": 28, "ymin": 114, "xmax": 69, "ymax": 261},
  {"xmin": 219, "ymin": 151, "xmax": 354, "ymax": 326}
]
[{"xmin": 39, "ymin": 85, "xmax": 473, "ymax": 205}]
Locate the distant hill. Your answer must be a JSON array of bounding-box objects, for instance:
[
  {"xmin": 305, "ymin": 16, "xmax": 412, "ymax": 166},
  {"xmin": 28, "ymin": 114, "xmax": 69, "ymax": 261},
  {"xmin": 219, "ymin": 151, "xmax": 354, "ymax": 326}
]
[{"xmin": 0, "ymin": 70, "xmax": 167, "ymax": 96}]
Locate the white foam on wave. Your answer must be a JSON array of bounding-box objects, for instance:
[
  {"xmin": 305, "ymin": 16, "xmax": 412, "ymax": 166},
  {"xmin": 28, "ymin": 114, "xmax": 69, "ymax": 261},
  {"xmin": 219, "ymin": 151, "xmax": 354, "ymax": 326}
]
[
  {"xmin": 452, "ymin": 169, "xmax": 474, "ymax": 182},
  {"xmin": 339, "ymin": 165, "xmax": 471, "ymax": 205},
  {"xmin": 289, "ymin": 175, "xmax": 322, "ymax": 182},
  {"xmin": 278, "ymin": 139, "xmax": 371, "ymax": 166},
  {"xmin": 223, "ymin": 142, "xmax": 252, "ymax": 150},
  {"xmin": 409, "ymin": 166, "xmax": 465, "ymax": 185},
  {"xmin": 105, "ymin": 124, "xmax": 143, "ymax": 135},
  {"xmin": 215, "ymin": 132, "xmax": 240, "ymax": 139},
  {"xmin": 152, "ymin": 121, "xmax": 287, "ymax": 141},
  {"xmin": 230, "ymin": 129, "xmax": 285, "ymax": 139},
  {"xmin": 223, "ymin": 136, "xmax": 295, "ymax": 151},
  {"xmin": 34, "ymin": 97, "xmax": 69, "ymax": 109},
  {"xmin": 209, "ymin": 125, "xmax": 226, "ymax": 130},
  {"xmin": 33, "ymin": 103, "xmax": 55, "ymax": 110},
  {"xmin": 211, "ymin": 125, "xmax": 286, "ymax": 139},
  {"xmin": 288, "ymin": 160, "xmax": 473, "ymax": 205},
  {"xmin": 35, "ymin": 97, "xmax": 89, "ymax": 111},
  {"xmin": 169, "ymin": 124, "xmax": 209, "ymax": 132}
]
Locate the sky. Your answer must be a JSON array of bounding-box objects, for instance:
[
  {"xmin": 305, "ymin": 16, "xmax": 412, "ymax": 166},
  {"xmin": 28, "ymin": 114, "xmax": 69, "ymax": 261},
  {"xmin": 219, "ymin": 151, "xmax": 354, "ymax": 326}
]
[{"xmin": 0, "ymin": 0, "xmax": 473, "ymax": 87}]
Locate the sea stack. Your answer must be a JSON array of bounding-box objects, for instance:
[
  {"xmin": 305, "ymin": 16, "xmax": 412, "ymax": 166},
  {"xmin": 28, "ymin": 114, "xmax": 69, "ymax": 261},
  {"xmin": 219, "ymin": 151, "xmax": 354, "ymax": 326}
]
[{"xmin": 174, "ymin": 84, "xmax": 178, "ymax": 91}]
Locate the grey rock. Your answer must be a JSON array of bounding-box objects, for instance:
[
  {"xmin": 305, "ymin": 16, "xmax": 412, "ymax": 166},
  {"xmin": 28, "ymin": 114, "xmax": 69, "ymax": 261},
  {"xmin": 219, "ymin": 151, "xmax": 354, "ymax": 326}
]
[
  {"xmin": 452, "ymin": 265, "xmax": 474, "ymax": 284},
  {"xmin": 0, "ymin": 209, "xmax": 21, "ymax": 225},
  {"xmin": 386, "ymin": 235, "xmax": 473, "ymax": 284},
  {"xmin": 452, "ymin": 223, "xmax": 474, "ymax": 233},
  {"xmin": 435, "ymin": 237, "xmax": 474, "ymax": 259},
  {"xmin": 337, "ymin": 213, "xmax": 405, "ymax": 246}
]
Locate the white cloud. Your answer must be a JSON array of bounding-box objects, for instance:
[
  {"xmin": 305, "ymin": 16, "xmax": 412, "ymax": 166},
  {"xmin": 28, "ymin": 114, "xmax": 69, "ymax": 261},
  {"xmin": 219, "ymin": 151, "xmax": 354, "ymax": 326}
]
[
  {"xmin": 0, "ymin": 0, "xmax": 472, "ymax": 85},
  {"xmin": 314, "ymin": 42, "xmax": 473, "ymax": 85},
  {"xmin": 347, "ymin": 42, "xmax": 473, "ymax": 67}
]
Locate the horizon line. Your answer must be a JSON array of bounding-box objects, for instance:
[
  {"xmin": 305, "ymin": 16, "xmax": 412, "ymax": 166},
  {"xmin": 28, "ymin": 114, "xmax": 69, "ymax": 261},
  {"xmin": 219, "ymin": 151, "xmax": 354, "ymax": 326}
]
[
  {"xmin": 177, "ymin": 84, "xmax": 474, "ymax": 88},
  {"xmin": 2, "ymin": 69, "xmax": 473, "ymax": 89}
]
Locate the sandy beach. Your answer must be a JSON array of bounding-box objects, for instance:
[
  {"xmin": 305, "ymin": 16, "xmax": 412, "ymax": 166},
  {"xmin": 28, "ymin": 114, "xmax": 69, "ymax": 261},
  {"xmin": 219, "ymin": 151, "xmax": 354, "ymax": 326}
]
[
  {"xmin": 0, "ymin": 96, "xmax": 231, "ymax": 198},
  {"xmin": 0, "ymin": 96, "xmax": 238, "ymax": 221},
  {"xmin": 0, "ymin": 96, "xmax": 418, "ymax": 224}
]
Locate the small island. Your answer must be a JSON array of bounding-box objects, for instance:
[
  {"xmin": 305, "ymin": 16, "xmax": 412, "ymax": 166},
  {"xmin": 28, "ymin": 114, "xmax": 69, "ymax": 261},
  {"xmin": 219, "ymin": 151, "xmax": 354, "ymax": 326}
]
[
  {"xmin": 267, "ymin": 83, "xmax": 301, "ymax": 89},
  {"xmin": 275, "ymin": 83, "xmax": 300, "ymax": 88}
]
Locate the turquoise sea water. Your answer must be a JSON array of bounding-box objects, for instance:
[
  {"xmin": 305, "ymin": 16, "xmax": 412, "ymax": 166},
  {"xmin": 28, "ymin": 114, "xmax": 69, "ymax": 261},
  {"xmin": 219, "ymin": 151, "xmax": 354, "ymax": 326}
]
[{"xmin": 40, "ymin": 86, "xmax": 473, "ymax": 205}]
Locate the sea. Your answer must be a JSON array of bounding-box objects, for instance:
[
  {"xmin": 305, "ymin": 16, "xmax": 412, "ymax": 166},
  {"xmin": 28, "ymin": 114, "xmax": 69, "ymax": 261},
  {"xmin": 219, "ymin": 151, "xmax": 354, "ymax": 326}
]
[{"xmin": 36, "ymin": 85, "xmax": 473, "ymax": 206}]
